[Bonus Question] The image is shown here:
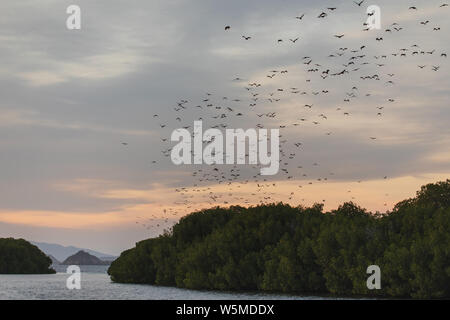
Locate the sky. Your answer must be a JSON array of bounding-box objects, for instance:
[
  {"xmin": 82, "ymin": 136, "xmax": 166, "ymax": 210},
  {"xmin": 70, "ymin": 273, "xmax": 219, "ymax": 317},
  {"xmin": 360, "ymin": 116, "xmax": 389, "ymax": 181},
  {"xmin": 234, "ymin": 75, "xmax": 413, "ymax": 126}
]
[{"xmin": 0, "ymin": 0, "xmax": 448, "ymax": 255}]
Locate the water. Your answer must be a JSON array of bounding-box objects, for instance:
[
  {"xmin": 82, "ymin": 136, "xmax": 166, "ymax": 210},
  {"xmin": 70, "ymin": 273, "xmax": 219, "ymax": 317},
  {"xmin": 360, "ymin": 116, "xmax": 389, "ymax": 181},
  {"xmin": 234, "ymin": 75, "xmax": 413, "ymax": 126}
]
[{"xmin": 0, "ymin": 265, "xmax": 333, "ymax": 300}]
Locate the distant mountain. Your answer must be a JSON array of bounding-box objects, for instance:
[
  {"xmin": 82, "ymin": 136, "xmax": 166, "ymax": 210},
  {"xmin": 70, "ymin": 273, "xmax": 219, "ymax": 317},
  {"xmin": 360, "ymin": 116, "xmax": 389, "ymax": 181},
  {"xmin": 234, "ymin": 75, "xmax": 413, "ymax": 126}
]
[
  {"xmin": 48, "ymin": 254, "xmax": 60, "ymax": 265},
  {"xmin": 31, "ymin": 241, "xmax": 116, "ymax": 262},
  {"xmin": 62, "ymin": 250, "xmax": 110, "ymax": 265},
  {"xmin": 100, "ymin": 256, "xmax": 117, "ymax": 262}
]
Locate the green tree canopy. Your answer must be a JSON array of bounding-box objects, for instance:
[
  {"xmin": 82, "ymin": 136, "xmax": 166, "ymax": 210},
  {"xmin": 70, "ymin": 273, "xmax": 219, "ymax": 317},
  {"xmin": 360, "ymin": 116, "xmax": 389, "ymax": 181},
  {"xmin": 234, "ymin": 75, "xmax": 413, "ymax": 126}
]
[
  {"xmin": 108, "ymin": 180, "xmax": 450, "ymax": 298},
  {"xmin": 0, "ymin": 238, "xmax": 55, "ymax": 274}
]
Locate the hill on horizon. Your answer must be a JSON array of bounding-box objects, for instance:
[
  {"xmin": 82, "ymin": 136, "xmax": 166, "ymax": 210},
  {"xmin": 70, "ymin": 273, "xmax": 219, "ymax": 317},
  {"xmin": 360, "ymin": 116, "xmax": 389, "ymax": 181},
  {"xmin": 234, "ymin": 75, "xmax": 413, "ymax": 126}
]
[
  {"xmin": 61, "ymin": 250, "xmax": 111, "ymax": 265},
  {"xmin": 31, "ymin": 241, "xmax": 116, "ymax": 262}
]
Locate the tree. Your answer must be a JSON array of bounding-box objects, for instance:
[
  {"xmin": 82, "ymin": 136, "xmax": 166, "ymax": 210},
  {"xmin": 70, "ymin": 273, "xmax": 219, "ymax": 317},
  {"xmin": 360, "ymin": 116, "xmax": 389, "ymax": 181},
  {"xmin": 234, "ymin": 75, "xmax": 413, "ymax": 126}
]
[{"xmin": 108, "ymin": 180, "xmax": 450, "ymax": 298}]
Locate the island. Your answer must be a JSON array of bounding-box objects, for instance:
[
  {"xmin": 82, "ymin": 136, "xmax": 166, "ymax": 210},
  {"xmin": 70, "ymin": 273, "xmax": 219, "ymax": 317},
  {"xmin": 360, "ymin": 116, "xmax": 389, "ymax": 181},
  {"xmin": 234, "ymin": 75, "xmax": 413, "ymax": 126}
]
[
  {"xmin": 0, "ymin": 238, "xmax": 55, "ymax": 274},
  {"xmin": 108, "ymin": 180, "xmax": 450, "ymax": 299},
  {"xmin": 61, "ymin": 250, "xmax": 111, "ymax": 265}
]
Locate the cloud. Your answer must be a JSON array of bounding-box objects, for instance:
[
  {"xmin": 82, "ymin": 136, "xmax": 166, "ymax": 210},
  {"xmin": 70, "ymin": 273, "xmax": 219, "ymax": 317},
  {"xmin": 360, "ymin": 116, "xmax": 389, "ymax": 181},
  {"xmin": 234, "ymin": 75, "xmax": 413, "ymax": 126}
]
[{"xmin": 17, "ymin": 51, "xmax": 146, "ymax": 86}]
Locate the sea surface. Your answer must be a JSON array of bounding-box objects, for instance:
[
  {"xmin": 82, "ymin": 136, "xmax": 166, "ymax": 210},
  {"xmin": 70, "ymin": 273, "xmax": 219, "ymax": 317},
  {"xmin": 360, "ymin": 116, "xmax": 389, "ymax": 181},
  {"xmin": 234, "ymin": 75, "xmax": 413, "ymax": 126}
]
[{"xmin": 0, "ymin": 265, "xmax": 339, "ymax": 300}]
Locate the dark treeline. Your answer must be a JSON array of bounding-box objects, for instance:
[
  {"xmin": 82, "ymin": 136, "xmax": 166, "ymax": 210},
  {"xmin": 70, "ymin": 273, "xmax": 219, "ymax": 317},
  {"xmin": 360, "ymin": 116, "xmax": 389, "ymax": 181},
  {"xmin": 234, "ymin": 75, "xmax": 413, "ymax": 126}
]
[
  {"xmin": 108, "ymin": 180, "xmax": 450, "ymax": 298},
  {"xmin": 0, "ymin": 238, "xmax": 55, "ymax": 274}
]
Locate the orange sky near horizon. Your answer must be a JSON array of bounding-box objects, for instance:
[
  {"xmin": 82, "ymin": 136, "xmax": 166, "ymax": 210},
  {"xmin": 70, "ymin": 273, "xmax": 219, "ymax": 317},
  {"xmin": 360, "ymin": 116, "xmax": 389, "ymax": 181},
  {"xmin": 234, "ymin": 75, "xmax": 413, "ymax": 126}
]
[{"xmin": 0, "ymin": 172, "xmax": 447, "ymax": 231}]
